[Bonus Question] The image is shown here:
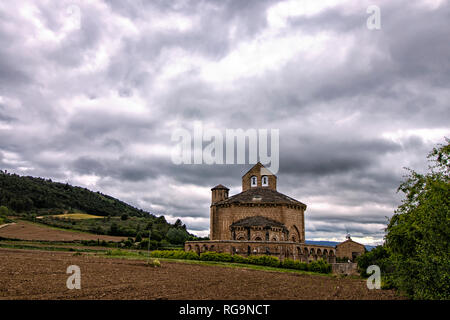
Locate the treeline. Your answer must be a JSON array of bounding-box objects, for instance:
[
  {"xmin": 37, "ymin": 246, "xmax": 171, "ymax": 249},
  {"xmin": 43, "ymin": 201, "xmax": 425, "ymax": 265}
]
[{"xmin": 36, "ymin": 214, "xmax": 199, "ymax": 245}]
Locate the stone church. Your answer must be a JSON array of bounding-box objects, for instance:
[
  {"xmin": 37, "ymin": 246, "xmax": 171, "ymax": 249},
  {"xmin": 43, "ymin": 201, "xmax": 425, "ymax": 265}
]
[{"xmin": 185, "ymin": 163, "xmax": 337, "ymax": 263}]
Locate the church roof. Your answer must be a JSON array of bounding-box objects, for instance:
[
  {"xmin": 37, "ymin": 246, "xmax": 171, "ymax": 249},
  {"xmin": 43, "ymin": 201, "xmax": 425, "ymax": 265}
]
[
  {"xmin": 230, "ymin": 216, "xmax": 287, "ymax": 229},
  {"xmin": 211, "ymin": 184, "xmax": 229, "ymax": 191},
  {"xmin": 214, "ymin": 187, "xmax": 306, "ymax": 208}
]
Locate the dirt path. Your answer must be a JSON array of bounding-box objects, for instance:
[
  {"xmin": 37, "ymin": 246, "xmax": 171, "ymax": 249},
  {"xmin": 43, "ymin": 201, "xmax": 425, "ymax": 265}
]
[
  {"xmin": 0, "ymin": 248, "xmax": 405, "ymax": 300},
  {"xmin": 0, "ymin": 223, "xmax": 16, "ymax": 229},
  {"xmin": 0, "ymin": 220, "xmax": 126, "ymax": 242}
]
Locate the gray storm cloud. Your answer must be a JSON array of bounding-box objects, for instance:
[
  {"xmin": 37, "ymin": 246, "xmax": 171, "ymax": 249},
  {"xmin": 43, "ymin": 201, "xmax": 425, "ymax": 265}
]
[{"xmin": 0, "ymin": 0, "xmax": 449, "ymax": 244}]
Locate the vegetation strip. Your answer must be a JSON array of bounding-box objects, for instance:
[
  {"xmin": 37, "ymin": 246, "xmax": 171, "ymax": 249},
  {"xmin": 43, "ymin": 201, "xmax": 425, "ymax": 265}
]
[
  {"xmin": 0, "ymin": 242, "xmax": 105, "ymax": 253},
  {"xmin": 103, "ymin": 249, "xmax": 333, "ymax": 275}
]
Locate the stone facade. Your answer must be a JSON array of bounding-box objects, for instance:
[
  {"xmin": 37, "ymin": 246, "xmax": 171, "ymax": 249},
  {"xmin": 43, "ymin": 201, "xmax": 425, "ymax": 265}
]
[
  {"xmin": 185, "ymin": 162, "xmax": 336, "ymax": 263},
  {"xmin": 335, "ymin": 237, "xmax": 366, "ymax": 262},
  {"xmin": 210, "ymin": 203, "xmax": 305, "ymax": 242}
]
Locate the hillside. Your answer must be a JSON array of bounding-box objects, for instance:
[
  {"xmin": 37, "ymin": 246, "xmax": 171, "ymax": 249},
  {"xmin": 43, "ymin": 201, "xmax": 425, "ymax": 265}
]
[
  {"xmin": 0, "ymin": 170, "xmax": 200, "ymax": 245},
  {"xmin": 0, "ymin": 170, "xmax": 150, "ymax": 218}
]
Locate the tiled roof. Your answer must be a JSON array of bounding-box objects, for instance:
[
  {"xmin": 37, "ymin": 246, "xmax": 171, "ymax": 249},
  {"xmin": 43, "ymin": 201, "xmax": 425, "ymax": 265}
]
[
  {"xmin": 230, "ymin": 216, "xmax": 287, "ymax": 229},
  {"xmin": 214, "ymin": 187, "xmax": 306, "ymax": 207}
]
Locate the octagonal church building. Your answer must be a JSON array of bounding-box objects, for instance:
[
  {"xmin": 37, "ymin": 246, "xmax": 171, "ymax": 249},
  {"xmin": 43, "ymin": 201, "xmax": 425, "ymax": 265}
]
[{"xmin": 185, "ymin": 163, "xmax": 336, "ymax": 263}]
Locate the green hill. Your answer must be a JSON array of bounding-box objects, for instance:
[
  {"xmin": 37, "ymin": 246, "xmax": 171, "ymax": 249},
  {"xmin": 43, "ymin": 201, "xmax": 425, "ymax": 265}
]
[
  {"xmin": 0, "ymin": 170, "xmax": 150, "ymax": 218},
  {"xmin": 0, "ymin": 170, "xmax": 203, "ymax": 245}
]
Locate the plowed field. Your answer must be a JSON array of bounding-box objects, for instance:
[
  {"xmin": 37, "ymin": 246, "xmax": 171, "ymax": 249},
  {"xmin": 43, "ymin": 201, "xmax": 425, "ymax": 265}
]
[{"xmin": 0, "ymin": 249, "xmax": 405, "ymax": 300}]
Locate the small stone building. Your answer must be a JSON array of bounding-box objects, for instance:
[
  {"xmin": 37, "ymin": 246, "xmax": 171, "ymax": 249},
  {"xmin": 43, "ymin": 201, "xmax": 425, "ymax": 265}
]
[
  {"xmin": 185, "ymin": 162, "xmax": 336, "ymax": 263},
  {"xmin": 335, "ymin": 235, "xmax": 366, "ymax": 262}
]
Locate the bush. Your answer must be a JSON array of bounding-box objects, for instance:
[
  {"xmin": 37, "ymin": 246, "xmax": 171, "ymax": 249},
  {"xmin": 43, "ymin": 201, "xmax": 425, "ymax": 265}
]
[
  {"xmin": 123, "ymin": 239, "xmax": 133, "ymax": 248},
  {"xmin": 147, "ymin": 258, "xmax": 161, "ymax": 268},
  {"xmin": 105, "ymin": 249, "xmax": 136, "ymax": 256},
  {"xmin": 357, "ymin": 245, "xmax": 392, "ymax": 277},
  {"xmin": 0, "ymin": 205, "xmax": 8, "ymax": 216},
  {"xmin": 149, "ymin": 250, "xmax": 199, "ymax": 260},
  {"xmin": 282, "ymin": 258, "xmax": 308, "ymax": 271},
  {"xmin": 232, "ymin": 254, "xmax": 249, "ymax": 264},
  {"xmin": 247, "ymin": 255, "xmax": 280, "ymax": 268},
  {"xmin": 306, "ymin": 259, "xmax": 331, "ymax": 274}
]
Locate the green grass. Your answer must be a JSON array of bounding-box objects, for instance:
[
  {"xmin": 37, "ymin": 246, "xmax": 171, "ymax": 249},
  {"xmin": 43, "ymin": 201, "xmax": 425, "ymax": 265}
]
[
  {"xmin": 0, "ymin": 239, "xmax": 113, "ymax": 249},
  {"xmin": 50, "ymin": 213, "xmax": 103, "ymax": 220},
  {"xmin": 100, "ymin": 249, "xmax": 335, "ymax": 277},
  {"xmin": 0, "ymin": 242, "xmax": 336, "ymax": 278},
  {"xmin": 0, "ymin": 242, "xmax": 105, "ymax": 253}
]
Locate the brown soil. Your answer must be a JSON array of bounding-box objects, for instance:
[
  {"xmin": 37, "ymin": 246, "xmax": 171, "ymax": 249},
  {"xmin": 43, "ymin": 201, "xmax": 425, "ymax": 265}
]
[
  {"xmin": 0, "ymin": 248, "xmax": 405, "ymax": 300},
  {"xmin": 0, "ymin": 221, "xmax": 126, "ymax": 242}
]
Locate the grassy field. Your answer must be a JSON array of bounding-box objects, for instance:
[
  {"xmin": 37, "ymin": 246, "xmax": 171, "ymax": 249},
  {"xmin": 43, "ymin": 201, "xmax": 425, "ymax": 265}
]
[
  {"xmin": 102, "ymin": 249, "xmax": 337, "ymax": 277},
  {"xmin": 50, "ymin": 213, "xmax": 103, "ymax": 219}
]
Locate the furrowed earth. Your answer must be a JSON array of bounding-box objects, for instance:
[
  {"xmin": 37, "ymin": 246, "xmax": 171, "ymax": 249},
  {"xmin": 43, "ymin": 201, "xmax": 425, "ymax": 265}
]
[
  {"xmin": 0, "ymin": 220, "xmax": 126, "ymax": 242},
  {"xmin": 0, "ymin": 248, "xmax": 405, "ymax": 300}
]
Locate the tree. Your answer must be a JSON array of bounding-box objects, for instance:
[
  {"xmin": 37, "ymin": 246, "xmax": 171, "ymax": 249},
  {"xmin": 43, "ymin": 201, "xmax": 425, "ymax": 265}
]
[
  {"xmin": 356, "ymin": 245, "xmax": 393, "ymax": 285},
  {"xmin": 121, "ymin": 214, "xmax": 128, "ymax": 221},
  {"xmin": 174, "ymin": 218, "xmax": 183, "ymax": 228},
  {"xmin": 166, "ymin": 228, "xmax": 189, "ymax": 245},
  {"xmin": 109, "ymin": 222, "xmax": 119, "ymax": 236},
  {"xmin": 386, "ymin": 139, "xmax": 450, "ymax": 299},
  {"xmin": 0, "ymin": 205, "xmax": 8, "ymax": 216}
]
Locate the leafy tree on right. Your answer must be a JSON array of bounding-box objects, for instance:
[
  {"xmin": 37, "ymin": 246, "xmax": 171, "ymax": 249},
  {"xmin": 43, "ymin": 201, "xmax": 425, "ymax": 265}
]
[{"xmin": 385, "ymin": 138, "xmax": 449, "ymax": 299}]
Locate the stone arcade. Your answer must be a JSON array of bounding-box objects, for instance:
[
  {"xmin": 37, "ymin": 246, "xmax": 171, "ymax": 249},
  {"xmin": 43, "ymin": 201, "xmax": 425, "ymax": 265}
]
[{"xmin": 185, "ymin": 162, "xmax": 337, "ymax": 263}]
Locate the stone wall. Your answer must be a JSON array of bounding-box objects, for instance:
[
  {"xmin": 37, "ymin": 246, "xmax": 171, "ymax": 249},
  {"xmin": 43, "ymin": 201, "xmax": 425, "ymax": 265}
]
[
  {"xmin": 210, "ymin": 204, "xmax": 305, "ymax": 242},
  {"xmin": 331, "ymin": 263, "xmax": 359, "ymax": 275},
  {"xmin": 185, "ymin": 240, "xmax": 336, "ymax": 263}
]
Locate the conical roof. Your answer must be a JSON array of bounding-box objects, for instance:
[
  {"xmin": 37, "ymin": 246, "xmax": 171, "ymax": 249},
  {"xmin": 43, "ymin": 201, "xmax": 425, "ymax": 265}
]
[{"xmin": 211, "ymin": 184, "xmax": 229, "ymax": 191}]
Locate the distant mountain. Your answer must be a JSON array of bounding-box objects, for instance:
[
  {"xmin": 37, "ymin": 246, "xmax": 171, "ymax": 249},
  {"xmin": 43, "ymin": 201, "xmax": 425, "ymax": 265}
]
[{"xmin": 305, "ymin": 240, "xmax": 376, "ymax": 251}]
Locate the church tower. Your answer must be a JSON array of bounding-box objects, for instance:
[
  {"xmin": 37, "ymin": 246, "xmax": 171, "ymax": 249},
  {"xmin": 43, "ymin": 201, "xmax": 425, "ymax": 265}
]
[
  {"xmin": 211, "ymin": 184, "xmax": 229, "ymax": 204},
  {"xmin": 241, "ymin": 162, "xmax": 277, "ymax": 192}
]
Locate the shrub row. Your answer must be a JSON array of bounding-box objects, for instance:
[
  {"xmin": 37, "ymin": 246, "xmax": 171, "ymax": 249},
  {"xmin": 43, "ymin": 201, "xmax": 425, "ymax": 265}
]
[
  {"xmin": 148, "ymin": 250, "xmax": 332, "ymax": 274},
  {"xmin": 149, "ymin": 250, "xmax": 200, "ymax": 260}
]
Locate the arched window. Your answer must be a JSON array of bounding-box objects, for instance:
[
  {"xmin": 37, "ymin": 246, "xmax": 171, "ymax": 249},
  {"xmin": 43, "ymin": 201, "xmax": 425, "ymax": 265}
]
[
  {"xmin": 250, "ymin": 176, "xmax": 257, "ymax": 187},
  {"xmin": 262, "ymin": 175, "xmax": 268, "ymax": 186}
]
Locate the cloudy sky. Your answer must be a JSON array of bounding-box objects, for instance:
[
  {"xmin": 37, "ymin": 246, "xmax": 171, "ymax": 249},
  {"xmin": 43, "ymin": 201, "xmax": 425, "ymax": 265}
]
[{"xmin": 0, "ymin": 0, "xmax": 449, "ymax": 245}]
